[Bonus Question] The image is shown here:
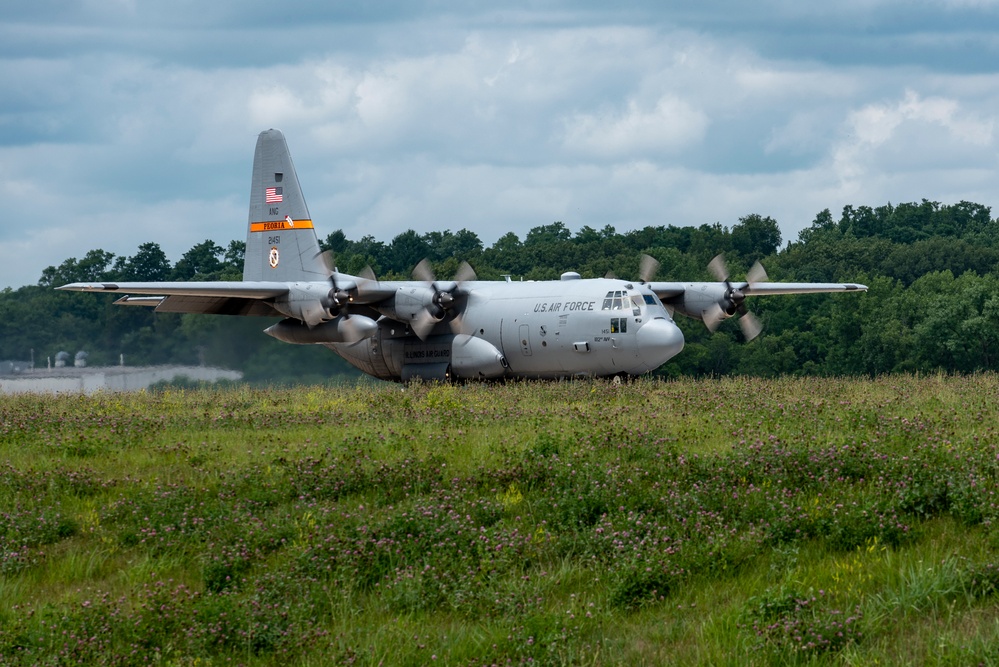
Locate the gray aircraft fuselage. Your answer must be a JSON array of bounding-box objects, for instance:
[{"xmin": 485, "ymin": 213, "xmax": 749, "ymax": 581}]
[{"xmin": 328, "ymin": 276, "xmax": 684, "ymax": 381}]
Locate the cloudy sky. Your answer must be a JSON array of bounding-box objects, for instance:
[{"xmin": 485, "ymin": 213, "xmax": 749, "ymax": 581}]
[{"xmin": 4, "ymin": 1, "xmax": 999, "ymax": 288}]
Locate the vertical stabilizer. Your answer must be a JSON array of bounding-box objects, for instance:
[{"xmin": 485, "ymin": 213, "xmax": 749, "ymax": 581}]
[{"xmin": 244, "ymin": 129, "xmax": 326, "ymax": 282}]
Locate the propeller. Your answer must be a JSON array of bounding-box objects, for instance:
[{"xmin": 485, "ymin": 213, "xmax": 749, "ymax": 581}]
[
  {"xmin": 315, "ymin": 250, "xmax": 351, "ymax": 311},
  {"xmin": 639, "ymin": 254, "xmax": 661, "ymax": 283},
  {"xmin": 410, "ymin": 259, "xmax": 477, "ymax": 339},
  {"xmin": 312, "ymin": 250, "xmax": 378, "ymax": 342},
  {"xmin": 704, "ymin": 254, "xmax": 769, "ymax": 341}
]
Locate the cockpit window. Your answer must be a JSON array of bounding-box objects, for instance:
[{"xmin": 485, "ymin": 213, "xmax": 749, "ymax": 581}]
[
  {"xmin": 602, "ymin": 290, "xmax": 645, "ymax": 312},
  {"xmin": 602, "ymin": 290, "xmax": 629, "ymax": 310},
  {"xmin": 643, "ymin": 294, "xmax": 656, "ymax": 305}
]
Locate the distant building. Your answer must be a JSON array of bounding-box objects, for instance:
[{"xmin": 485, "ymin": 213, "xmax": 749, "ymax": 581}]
[
  {"xmin": 0, "ymin": 365, "xmax": 242, "ymax": 394},
  {"xmin": 0, "ymin": 360, "xmax": 32, "ymax": 375}
]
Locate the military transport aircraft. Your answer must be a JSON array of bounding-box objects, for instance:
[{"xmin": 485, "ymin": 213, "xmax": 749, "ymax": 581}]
[{"xmin": 58, "ymin": 129, "xmax": 867, "ymax": 382}]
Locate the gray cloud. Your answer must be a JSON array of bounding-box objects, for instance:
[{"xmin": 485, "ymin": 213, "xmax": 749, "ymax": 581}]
[{"xmin": 3, "ymin": 2, "xmax": 999, "ymax": 287}]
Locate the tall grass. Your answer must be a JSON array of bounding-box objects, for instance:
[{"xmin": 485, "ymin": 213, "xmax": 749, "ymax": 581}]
[{"xmin": 2, "ymin": 375, "xmax": 999, "ymax": 664}]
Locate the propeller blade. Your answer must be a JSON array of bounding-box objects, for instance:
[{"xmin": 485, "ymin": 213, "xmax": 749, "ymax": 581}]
[
  {"xmin": 639, "ymin": 254, "xmax": 661, "ymax": 283},
  {"xmin": 604, "ymin": 270, "xmax": 618, "ymax": 280},
  {"xmin": 739, "ymin": 311, "xmax": 763, "ymax": 341},
  {"xmin": 357, "ymin": 265, "xmax": 377, "ymax": 282},
  {"xmin": 314, "ymin": 249, "xmax": 336, "ymax": 277},
  {"xmin": 447, "ymin": 263, "xmax": 476, "ymax": 333},
  {"xmin": 355, "ymin": 265, "xmax": 381, "ymax": 299},
  {"xmin": 411, "ymin": 309, "xmax": 438, "ymax": 340},
  {"xmin": 454, "ymin": 261, "xmax": 477, "ymax": 284},
  {"xmin": 708, "ymin": 254, "xmax": 729, "ymax": 282},
  {"xmin": 746, "ymin": 261, "xmax": 769, "ymax": 286},
  {"xmin": 448, "ymin": 311, "xmax": 466, "ymax": 335},
  {"xmin": 703, "ymin": 303, "xmax": 726, "ymax": 332},
  {"xmin": 413, "ymin": 258, "xmax": 436, "ymax": 283}
]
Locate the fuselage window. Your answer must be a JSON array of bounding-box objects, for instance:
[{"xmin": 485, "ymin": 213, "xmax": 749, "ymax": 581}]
[{"xmin": 610, "ymin": 317, "xmax": 628, "ymax": 334}]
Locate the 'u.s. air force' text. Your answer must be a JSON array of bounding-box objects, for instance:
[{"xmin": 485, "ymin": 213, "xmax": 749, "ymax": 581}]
[{"xmin": 533, "ymin": 301, "xmax": 596, "ymax": 313}]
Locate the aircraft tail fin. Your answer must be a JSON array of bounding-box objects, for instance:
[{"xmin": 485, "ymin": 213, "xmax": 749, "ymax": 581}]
[{"xmin": 243, "ymin": 129, "xmax": 327, "ymax": 282}]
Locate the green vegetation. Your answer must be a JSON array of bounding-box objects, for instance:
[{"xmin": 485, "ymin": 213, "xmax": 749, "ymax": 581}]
[
  {"xmin": 3, "ymin": 375, "xmax": 999, "ymax": 664},
  {"xmin": 5, "ymin": 199, "xmax": 999, "ymax": 382}
]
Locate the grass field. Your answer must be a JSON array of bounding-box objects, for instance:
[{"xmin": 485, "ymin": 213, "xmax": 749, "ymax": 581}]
[{"xmin": 3, "ymin": 374, "xmax": 999, "ymax": 665}]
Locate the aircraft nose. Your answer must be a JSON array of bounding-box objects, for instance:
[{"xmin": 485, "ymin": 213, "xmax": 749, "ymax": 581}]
[{"xmin": 637, "ymin": 318, "xmax": 685, "ymax": 370}]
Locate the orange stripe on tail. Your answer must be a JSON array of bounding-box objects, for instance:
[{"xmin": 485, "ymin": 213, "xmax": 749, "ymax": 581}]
[{"xmin": 250, "ymin": 219, "xmax": 314, "ymax": 233}]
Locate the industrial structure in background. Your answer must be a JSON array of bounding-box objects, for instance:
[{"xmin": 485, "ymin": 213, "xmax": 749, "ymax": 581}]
[{"xmin": 0, "ymin": 350, "xmax": 240, "ymax": 393}]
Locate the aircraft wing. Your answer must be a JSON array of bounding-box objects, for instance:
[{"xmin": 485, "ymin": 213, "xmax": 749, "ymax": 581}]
[
  {"xmin": 741, "ymin": 282, "xmax": 868, "ymax": 295},
  {"xmin": 56, "ymin": 281, "xmax": 290, "ymax": 298},
  {"xmin": 647, "ymin": 281, "xmax": 867, "ymax": 299},
  {"xmin": 56, "ymin": 281, "xmax": 292, "ymax": 317},
  {"xmin": 648, "ymin": 279, "xmax": 867, "ymax": 336},
  {"xmin": 647, "ymin": 283, "xmax": 686, "ymax": 298},
  {"xmin": 56, "ymin": 276, "xmax": 397, "ymax": 321}
]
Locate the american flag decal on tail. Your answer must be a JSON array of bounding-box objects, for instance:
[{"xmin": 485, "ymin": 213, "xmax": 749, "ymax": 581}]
[{"xmin": 265, "ymin": 187, "xmax": 283, "ymax": 203}]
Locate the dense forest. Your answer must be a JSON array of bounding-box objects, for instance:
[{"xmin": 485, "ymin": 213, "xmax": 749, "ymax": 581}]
[{"xmin": 4, "ymin": 199, "xmax": 999, "ymax": 383}]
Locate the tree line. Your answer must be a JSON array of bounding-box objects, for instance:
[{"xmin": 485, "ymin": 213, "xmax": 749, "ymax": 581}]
[{"xmin": 4, "ymin": 199, "xmax": 999, "ymax": 383}]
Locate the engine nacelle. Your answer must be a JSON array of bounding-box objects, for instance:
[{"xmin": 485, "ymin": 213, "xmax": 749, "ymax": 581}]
[
  {"xmin": 272, "ymin": 282, "xmax": 338, "ymax": 326},
  {"xmin": 264, "ymin": 315, "xmax": 377, "ymax": 344},
  {"xmin": 670, "ymin": 283, "xmax": 735, "ymax": 322},
  {"xmin": 378, "ymin": 285, "xmax": 440, "ymax": 323}
]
